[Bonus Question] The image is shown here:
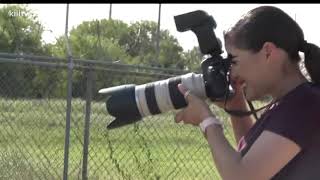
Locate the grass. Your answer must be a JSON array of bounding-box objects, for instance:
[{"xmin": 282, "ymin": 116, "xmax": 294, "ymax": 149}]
[{"xmin": 0, "ymin": 97, "xmax": 266, "ymax": 180}]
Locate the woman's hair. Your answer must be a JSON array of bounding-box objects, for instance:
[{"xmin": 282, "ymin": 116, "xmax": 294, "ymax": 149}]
[{"xmin": 224, "ymin": 6, "xmax": 320, "ymax": 84}]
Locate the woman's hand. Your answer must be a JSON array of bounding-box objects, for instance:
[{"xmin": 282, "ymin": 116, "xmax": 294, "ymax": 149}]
[
  {"xmin": 214, "ymin": 76, "xmax": 247, "ymax": 110},
  {"xmin": 175, "ymin": 84, "xmax": 214, "ymax": 126}
]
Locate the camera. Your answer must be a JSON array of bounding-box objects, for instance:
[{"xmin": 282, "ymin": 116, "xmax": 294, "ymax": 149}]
[{"xmin": 99, "ymin": 10, "xmax": 233, "ymax": 129}]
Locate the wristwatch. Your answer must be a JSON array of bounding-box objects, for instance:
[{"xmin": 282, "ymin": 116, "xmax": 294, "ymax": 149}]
[{"xmin": 199, "ymin": 116, "xmax": 222, "ymax": 133}]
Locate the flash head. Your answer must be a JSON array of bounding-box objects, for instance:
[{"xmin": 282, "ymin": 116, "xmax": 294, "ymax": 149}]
[{"xmin": 174, "ymin": 10, "xmax": 222, "ymax": 55}]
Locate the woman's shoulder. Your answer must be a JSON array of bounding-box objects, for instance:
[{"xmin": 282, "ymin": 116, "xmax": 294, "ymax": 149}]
[
  {"xmin": 277, "ymin": 82, "xmax": 320, "ymax": 113},
  {"xmin": 261, "ymin": 82, "xmax": 320, "ymax": 147}
]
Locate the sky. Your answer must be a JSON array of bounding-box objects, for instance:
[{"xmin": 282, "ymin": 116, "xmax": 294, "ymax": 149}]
[{"xmin": 5, "ymin": 3, "xmax": 320, "ymax": 52}]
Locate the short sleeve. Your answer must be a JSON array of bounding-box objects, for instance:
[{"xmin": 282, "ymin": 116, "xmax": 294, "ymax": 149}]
[{"xmin": 264, "ymin": 92, "xmax": 320, "ymax": 149}]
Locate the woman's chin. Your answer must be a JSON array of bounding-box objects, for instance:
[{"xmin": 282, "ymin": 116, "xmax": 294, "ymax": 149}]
[
  {"xmin": 245, "ymin": 91, "xmax": 263, "ymax": 101},
  {"xmin": 244, "ymin": 93, "xmax": 253, "ymax": 101},
  {"xmin": 244, "ymin": 88, "xmax": 258, "ymax": 101}
]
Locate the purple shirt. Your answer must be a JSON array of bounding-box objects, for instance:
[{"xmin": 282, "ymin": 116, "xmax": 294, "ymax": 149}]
[{"xmin": 239, "ymin": 82, "xmax": 320, "ymax": 179}]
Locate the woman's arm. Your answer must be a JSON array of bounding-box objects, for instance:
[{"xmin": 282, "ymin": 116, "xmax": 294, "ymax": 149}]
[
  {"xmin": 214, "ymin": 78, "xmax": 254, "ymax": 143},
  {"xmin": 205, "ymin": 126, "xmax": 300, "ymax": 180},
  {"xmin": 175, "ymin": 84, "xmax": 300, "ymax": 180},
  {"xmin": 229, "ymin": 103, "xmax": 255, "ymax": 143}
]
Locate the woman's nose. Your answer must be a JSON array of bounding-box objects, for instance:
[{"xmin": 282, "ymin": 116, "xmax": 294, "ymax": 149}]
[{"xmin": 230, "ymin": 66, "xmax": 239, "ymax": 79}]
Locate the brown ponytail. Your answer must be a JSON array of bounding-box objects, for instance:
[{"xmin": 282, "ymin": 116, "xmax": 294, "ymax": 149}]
[{"xmin": 301, "ymin": 41, "xmax": 320, "ymax": 84}]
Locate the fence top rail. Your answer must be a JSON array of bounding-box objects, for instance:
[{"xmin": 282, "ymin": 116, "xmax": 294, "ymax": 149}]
[
  {"xmin": 0, "ymin": 58, "xmax": 181, "ymax": 79},
  {"xmin": 0, "ymin": 52, "xmax": 191, "ymax": 75}
]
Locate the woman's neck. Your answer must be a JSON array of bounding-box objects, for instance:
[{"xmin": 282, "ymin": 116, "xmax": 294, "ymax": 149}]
[{"xmin": 271, "ymin": 72, "xmax": 307, "ymax": 101}]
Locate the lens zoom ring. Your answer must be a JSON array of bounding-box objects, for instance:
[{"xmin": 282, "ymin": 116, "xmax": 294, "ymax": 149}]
[{"xmin": 145, "ymin": 83, "xmax": 161, "ymax": 115}]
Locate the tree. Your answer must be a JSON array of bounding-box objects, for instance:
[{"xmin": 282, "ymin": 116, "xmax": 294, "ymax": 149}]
[
  {"xmin": 50, "ymin": 19, "xmax": 192, "ymax": 99},
  {"xmin": 0, "ymin": 5, "xmax": 59, "ymax": 98},
  {"xmin": 0, "ymin": 5, "xmax": 44, "ymax": 53},
  {"xmin": 50, "ymin": 19, "xmax": 133, "ymax": 98},
  {"xmin": 182, "ymin": 46, "xmax": 203, "ymax": 72},
  {"xmin": 124, "ymin": 21, "xmax": 187, "ymax": 69}
]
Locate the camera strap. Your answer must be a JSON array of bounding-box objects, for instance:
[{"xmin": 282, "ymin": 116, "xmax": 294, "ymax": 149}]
[
  {"xmin": 222, "ymin": 74, "xmax": 278, "ymax": 120},
  {"xmin": 223, "ymin": 100, "xmax": 275, "ymax": 119}
]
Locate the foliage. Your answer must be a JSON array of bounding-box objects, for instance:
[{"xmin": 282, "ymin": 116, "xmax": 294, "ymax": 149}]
[
  {"xmin": 0, "ymin": 5, "xmax": 203, "ymax": 99},
  {"xmin": 0, "ymin": 5, "xmax": 58, "ymax": 98}
]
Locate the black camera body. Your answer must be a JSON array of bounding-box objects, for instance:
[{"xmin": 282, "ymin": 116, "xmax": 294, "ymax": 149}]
[
  {"xmin": 174, "ymin": 10, "xmax": 232, "ymax": 102},
  {"xmin": 99, "ymin": 10, "xmax": 233, "ymax": 129}
]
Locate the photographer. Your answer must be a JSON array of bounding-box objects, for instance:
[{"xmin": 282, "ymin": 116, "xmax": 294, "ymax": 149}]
[{"xmin": 175, "ymin": 6, "xmax": 320, "ymax": 180}]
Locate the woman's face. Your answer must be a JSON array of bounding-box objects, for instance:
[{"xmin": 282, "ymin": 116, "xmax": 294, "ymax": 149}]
[{"xmin": 226, "ymin": 43, "xmax": 275, "ymax": 101}]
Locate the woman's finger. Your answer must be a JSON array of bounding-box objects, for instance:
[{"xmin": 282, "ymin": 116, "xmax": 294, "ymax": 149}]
[
  {"xmin": 178, "ymin": 83, "xmax": 187, "ymax": 95},
  {"xmin": 178, "ymin": 84, "xmax": 194, "ymax": 102},
  {"xmin": 175, "ymin": 110, "xmax": 184, "ymax": 123}
]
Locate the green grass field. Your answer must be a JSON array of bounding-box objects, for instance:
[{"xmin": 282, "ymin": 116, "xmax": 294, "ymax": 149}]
[{"xmin": 0, "ymin": 97, "xmax": 265, "ymax": 180}]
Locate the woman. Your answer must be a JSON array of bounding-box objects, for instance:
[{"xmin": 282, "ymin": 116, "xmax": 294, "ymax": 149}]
[{"xmin": 175, "ymin": 6, "xmax": 320, "ymax": 180}]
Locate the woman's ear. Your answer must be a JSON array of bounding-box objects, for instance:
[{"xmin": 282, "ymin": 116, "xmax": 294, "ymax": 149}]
[{"xmin": 262, "ymin": 42, "xmax": 278, "ymax": 60}]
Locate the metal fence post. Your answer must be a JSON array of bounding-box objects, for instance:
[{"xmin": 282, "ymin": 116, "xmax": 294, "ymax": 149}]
[
  {"xmin": 82, "ymin": 67, "xmax": 93, "ymax": 180},
  {"xmin": 63, "ymin": 4, "xmax": 73, "ymax": 180},
  {"xmin": 155, "ymin": 3, "xmax": 161, "ymax": 63}
]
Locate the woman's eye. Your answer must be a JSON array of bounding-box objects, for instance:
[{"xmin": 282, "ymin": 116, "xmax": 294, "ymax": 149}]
[
  {"xmin": 227, "ymin": 54, "xmax": 234, "ymax": 59},
  {"xmin": 231, "ymin": 60, "xmax": 238, "ymax": 65}
]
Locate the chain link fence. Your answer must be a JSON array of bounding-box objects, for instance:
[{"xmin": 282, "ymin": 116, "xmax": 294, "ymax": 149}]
[
  {"xmin": 0, "ymin": 4, "xmax": 314, "ymax": 180},
  {"xmin": 0, "ymin": 56, "xmax": 67, "ymax": 179},
  {"xmin": 0, "ymin": 52, "xmax": 240, "ymax": 180}
]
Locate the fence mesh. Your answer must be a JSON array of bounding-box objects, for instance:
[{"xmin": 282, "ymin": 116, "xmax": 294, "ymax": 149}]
[
  {"xmin": 0, "ymin": 54, "xmax": 240, "ymax": 179},
  {"xmin": 1, "ymin": 4, "xmax": 312, "ymax": 180},
  {"xmin": 0, "ymin": 62, "xmax": 67, "ymax": 179}
]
